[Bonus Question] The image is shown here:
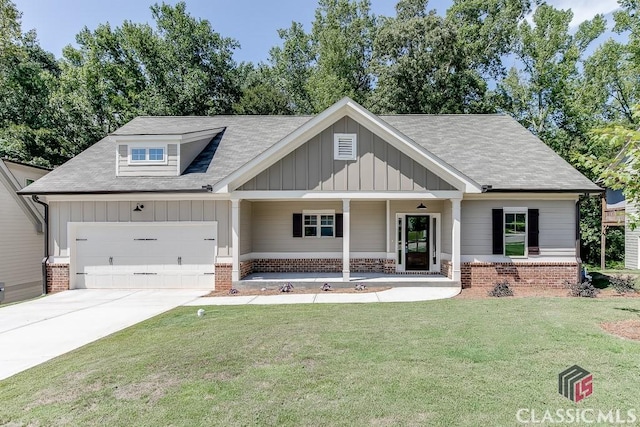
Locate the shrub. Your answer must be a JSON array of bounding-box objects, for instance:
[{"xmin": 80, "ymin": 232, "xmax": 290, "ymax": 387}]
[
  {"xmin": 354, "ymin": 283, "xmax": 366, "ymax": 291},
  {"xmin": 487, "ymin": 281, "xmax": 514, "ymax": 297},
  {"xmin": 320, "ymin": 283, "xmax": 332, "ymax": 291},
  {"xmin": 609, "ymin": 275, "xmax": 638, "ymax": 294},
  {"xmin": 566, "ymin": 280, "xmax": 600, "ymax": 298},
  {"xmin": 279, "ymin": 282, "xmax": 294, "ymax": 293}
]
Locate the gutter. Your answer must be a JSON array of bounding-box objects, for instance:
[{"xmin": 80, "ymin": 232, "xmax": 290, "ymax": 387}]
[
  {"xmin": 32, "ymin": 196, "xmax": 49, "ymax": 296},
  {"xmin": 18, "ymin": 188, "xmax": 213, "ymax": 196},
  {"xmin": 481, "ymin": 185, "xmax": 603, "ymax": 194}
]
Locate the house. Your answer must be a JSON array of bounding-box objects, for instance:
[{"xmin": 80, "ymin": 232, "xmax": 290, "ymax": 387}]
[
  {"xmin": 0, "ymin": 159, "xmax": 49, "ymax": 302},
  {"xmin": 19, "ymin": 98, "xmax": 601, "ymax": 292}
]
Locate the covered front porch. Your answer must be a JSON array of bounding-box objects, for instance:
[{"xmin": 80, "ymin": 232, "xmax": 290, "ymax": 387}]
[{"xmin": 228, "ymin": 194, "xmax": 462, "ymax": 286}]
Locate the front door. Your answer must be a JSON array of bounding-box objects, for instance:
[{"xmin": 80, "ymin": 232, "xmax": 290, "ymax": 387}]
[{"xmin": 405, "ymin": 215, "xmax": 430, "ymax": 270}]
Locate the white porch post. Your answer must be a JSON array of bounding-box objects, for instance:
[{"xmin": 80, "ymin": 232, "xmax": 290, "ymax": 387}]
[
  {"xmin": 231, "ymin": 199, "xmax": 240, "ymax": 282},
  {"xmin": 451, "ymin": 198, "xmax": 461, "ymax": 282},
  {"xmin": 342, "ymin": 199, "xmax": 350, "ymax": 281}
]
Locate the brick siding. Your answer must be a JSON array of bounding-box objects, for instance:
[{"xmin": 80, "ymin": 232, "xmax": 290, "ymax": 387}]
[
  {"xmin": 240, "ymin": 260, "xmax": 253, "ymax": 279},
  {"xmin": 46, "ymin": 263, "xmax": 69, "ymax": 293},
  {"xmin": 215, "ymin": 263, "xmax": 232, "ymax": 290},
  {"xmin": 460, "ymin": 262, "xmax": 579, "ymax": 289},
  {"xmin": 251, "ymin": 258, "xmax": 391, "ymax": 273},
  {"xmin": 441, "ymin": 260, "xmax": 453, "ymax": 279}
]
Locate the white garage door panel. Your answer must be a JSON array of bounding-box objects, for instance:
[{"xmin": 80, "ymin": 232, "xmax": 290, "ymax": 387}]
[{"xmin": 74, "ymin": 222, "xmax": 216, "ymax": 290}]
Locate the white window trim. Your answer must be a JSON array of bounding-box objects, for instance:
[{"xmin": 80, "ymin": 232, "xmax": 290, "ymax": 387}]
[
  {"xmin": 333, "ymin": 133, "xmax": 357, "ymax": 161},
  {"xmin": 128, "ymin": 143, "xmax": 168, "ymax": 165},
  {"xmin": 504, "ymin": 207, "xmax": 528, "ymax": 258},
  {"xmin": 302, "ymin": 211, "xmax": 336, "ymax": 238}
]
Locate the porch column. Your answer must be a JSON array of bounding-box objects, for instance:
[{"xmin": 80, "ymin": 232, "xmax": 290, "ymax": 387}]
[
  {"xmin": 451, "ymin": 198, "xmax": 461, "ymax": 282},
  {"xmin": 231, "ymin": 199, "xmax": 240, "ymax": 282},
  {"xmin": 342, "ymin": 199, "xmax": 350, "ymax": 281}
]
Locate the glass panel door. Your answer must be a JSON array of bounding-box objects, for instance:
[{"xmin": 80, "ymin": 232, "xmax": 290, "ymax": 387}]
[{"xmin": 405, "ymin": 215, "xmax": 429, "ymax": 270}]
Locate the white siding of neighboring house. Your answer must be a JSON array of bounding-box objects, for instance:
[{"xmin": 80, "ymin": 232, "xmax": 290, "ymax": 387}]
[
  {"xmin": 48, "ymin": 200, "xmax": 231, "ymax": 258},
  {"xmin": 461, "ymin": 199, "xmax": 577, "ymax": 260},
  {"xmin": 625, "ymin": 202, "xmax": 639, "ymax": 269},
  {"xmin": 0, "ymin": 182, "xmax": 43, "ymax": 303}
]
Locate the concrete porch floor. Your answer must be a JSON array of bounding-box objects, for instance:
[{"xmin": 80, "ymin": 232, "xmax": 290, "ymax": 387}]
[{"xmin": 237, "ymin": 272, "xmax": 456, "ymax": 288}]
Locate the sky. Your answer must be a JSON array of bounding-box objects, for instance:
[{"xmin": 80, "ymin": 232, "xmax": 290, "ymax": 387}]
[{"xmin": 12, "ymin": 0, "xmax": 623, "ymax": 64}]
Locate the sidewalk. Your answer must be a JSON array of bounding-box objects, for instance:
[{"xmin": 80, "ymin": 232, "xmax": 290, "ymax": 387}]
[{"xmin": 183, "ymin": 286, "xmax": 461, "ymax": 306}]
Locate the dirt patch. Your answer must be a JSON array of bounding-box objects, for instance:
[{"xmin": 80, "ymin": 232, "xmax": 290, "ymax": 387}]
[
  {"xmin": 113, "ymin": 372, "xmax": 182, "ymax": 403},
  {"xmin": 205, "ymin": 286, "xmax": 390, "ymax": 297},
  {"xmin": 601, "ymin": 319, "xmax": 640, "ymax": 341}
]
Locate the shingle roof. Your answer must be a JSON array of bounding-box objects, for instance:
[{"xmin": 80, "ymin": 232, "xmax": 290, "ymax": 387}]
[
  {"xmin": 21, "ymin": 112, "xmax": 599, "ymax": 194},
  {"xmin": 380, "ymin": 114, "xmax": 600, "ymax": 192}
]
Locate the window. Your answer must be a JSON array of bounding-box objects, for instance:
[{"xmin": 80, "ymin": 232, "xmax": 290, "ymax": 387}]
[
  {"xmin": 130, "ymin": 147, "xmax": 165, "ymax": 163},
  {"xmin": 504, "ymin": 211, "xmax": 527, "ymax": 257},
  {"xmin": 334, "ymin": 133, "xmax": 357, "ymax": 160},
  {"xmin": 303, "ymin": 213, "xmax": 334, "ymax": 237}
]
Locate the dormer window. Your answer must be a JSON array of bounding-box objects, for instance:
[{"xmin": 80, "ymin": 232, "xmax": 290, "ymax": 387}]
[{"xmin": 128, "ymin": 146, "xmax": 166, "ymax": 164}]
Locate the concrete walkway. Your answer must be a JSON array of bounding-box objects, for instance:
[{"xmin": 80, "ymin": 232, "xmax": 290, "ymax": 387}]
[
  {"xmin": 184, "ymin": 286, "xmax": 461, "ymax": 306},
  {"xmin": 0, "ymin": 289, "xmax": 207, "ymax": 381}
]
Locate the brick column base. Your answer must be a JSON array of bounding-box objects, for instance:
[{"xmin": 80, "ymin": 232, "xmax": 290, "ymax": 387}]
[
  {"xmin": 240, "ymin": 260, "xmax": 253, "ymax": 279},
  {"xmin": 215, "ymin": 263, "xmax": 232, "ymax": 290},
  {"xmin": 440, "ymin": 260, "xmax": 453, "ymax": 279},
  {"xmin": 46, "ymin": 264, "xmax": 70, "ymax": 293}
]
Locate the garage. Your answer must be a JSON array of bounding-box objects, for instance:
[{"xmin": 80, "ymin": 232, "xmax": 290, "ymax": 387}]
[{"xmin": 71, "ymin": 222, "xmax": 217, "ymax": 289}]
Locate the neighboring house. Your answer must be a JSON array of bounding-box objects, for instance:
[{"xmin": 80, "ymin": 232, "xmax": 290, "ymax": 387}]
[
  {"xmin": 0, "ymin": 159, "xmax": 49, "ymax": 302},
  {"xmin": 19, "ymin": 98, "xmax": 601, "ymax": 292}
]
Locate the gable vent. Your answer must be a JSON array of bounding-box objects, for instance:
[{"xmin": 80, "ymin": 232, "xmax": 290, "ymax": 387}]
[{"xmin": 334, "ymin": 133, "xmax": 357, "ymax": 160}]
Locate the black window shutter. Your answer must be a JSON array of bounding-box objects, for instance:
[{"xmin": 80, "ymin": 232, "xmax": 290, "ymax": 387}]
[
  {"xmin": 528, "ymin": 208, "xmax": 539, "ymax": 252},
  {"xmin": 492, "ymin": 209, "xmax": 504, "ymax": 255},
  {"xmin": 335, "ymin": 213, "xmax": 343, "ymax": 238},
  {"xmin": 293, "ymin": 213, "xmax": 302, "ymax": 238}
]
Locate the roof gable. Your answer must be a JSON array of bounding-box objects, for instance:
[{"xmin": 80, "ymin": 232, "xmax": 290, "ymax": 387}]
[
  {"xmin": 0, "ymin": 159, "xmax": 45, "ymax": 231},
  {"xmin": 218, "ymin": 97, "xmax": 481, "ymax": 193},
  {"xmin": 238, "ymin": 115, "xmax": 456, "ymax": 192}
]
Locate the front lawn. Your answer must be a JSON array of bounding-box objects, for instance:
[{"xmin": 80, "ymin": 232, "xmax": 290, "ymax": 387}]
[{"xmin": 1, "ymin": 297, "xmax": 639, "ymax": 426}]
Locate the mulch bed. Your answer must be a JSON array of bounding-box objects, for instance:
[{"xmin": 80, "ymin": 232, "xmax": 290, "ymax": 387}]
[
  {"xmin": 205, "ymin": 286, "xmax": 390, "ymax": 297},
  {"xmin": 455, "ymin": 287, "xmax": 640, "ymax": 299}
]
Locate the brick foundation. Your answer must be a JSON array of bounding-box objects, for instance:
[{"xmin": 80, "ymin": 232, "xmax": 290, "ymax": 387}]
[
  {"xmin": 240, "ymin": 260, "xmax": 253, "ymax": 279},
  {"xmin": 251, "ymin": 258, "xmax": 391, "ymax": 273},
  {"xmin": 215, "ymin": 263, "xmax": 232, "ymax": 291},
  {"xmin": 384, "ymin": 259, "xmax": 396, "ymax": 274},
  {"xmin": 441, "ymin": 260, "xmax": 453, "ymax": 279},
  {"xmin": 46, "ymin": 263, "xmax": 69, "ymax": 293},
  {"xmin": 460, "ymin": 262, "xmax": 579, "ymax": 289}
]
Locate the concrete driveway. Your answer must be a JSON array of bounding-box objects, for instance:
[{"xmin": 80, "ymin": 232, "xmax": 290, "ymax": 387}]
[{"xmin": 0, "ymin": 289, "xmax": 207, "ymax": 381}]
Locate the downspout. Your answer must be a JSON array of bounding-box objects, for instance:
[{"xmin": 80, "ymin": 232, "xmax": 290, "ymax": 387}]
[
  {"xmin": 576, "ymin": 197, "xmax": 582, "ymax": 284},
  {"xmin": 32, "ymin": 195, "xmax": 49, "ymax": 295}
]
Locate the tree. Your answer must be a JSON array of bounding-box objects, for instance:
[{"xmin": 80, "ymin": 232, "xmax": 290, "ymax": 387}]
[
  {"xmin": 233, "ymin": 64, "xmax": 292, "ymax": 115},
  {"xmin": 370, "ymin": 0, "xmax": 492, "ymax": 114},
  {"xmin": 268, "ymin": 22, "xmax": 315, "ymax": 114},
  {"xmin": 306, "ymin": 0, "xmax": 376, "ymax": 111},
  {"xmin": 0, "ymin": 0, "xmax": 62, "ymax": 166},
  {"xmin": 56, "ymin": 1, "xmax": 240, "ymax": 140},
  {"xmin": 495, "ymin": 4, "xmax": 606, "ymax": 150}
]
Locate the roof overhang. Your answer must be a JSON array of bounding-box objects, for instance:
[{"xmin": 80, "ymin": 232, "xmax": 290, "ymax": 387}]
[
  {"xmin": 108, "ymin": 127, "xmax": 224, "ymax": 145},
  {"xmin": 213, "ymin": 97, "xmax": 483, "ymax": 194}
]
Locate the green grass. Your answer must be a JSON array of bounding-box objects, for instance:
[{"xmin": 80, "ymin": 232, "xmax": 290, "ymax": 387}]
[{"xmin": 1, "ymin": 298, "xmax": 640, "ymax": 426}]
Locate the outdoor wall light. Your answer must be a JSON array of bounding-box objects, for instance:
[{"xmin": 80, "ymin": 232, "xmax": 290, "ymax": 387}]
[
  {"xmin": 133, "ymin": 203, "xmax": 144, "ymax": 212},
  {"xmin": 416, "ymin": 202, "xmax": 427, "ymax": 210}
]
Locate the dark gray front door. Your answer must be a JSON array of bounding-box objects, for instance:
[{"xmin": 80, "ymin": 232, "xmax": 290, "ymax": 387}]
[{"xmin": 405, "ymin": 215, "xmax": 429, "ymax": 270}]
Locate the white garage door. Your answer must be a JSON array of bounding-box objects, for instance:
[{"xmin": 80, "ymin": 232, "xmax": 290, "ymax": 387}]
[{"xmin": 73, "ymin": 222, "xmax": 216, "ymax": 289}]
